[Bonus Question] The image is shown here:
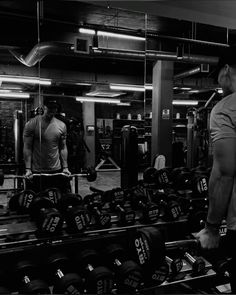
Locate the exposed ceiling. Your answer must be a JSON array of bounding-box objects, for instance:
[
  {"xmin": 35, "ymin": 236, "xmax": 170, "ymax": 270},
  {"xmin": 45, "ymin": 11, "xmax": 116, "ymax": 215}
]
[{"xmin": 0, "ymin": 0, "xmax": 232, "ymax": 103}]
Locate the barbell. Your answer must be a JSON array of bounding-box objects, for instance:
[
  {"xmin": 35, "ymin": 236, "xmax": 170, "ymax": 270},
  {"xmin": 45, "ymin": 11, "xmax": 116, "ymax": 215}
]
[{"xmin": 0, "ymin": 168, "xmax": 97, "ymax": 186}]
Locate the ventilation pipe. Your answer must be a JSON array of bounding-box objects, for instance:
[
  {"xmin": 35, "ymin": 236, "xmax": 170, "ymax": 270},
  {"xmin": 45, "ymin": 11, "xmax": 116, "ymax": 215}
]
[
  {"xmin": 9, "ymin": 42, "xmax": 73, "ymax": 67},
  {"xmin": 9, "ymin": 42, "xmax": 219, "ymax": 67}
]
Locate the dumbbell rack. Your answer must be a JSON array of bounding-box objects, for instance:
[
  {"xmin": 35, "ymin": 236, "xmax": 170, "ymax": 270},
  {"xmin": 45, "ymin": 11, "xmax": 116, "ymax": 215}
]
[{"xmin": 0, "ymin": 211, "xmax": 219, "ymax": 294}]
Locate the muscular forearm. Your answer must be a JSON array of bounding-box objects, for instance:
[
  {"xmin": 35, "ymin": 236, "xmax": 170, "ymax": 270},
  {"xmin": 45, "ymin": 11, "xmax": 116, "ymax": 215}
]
[
  {"xmin": 60, "ymin": 147, "xmax": 68, "ymax": 168},
  {"xmin": 207, "ymin": 167, "xmax": 233, "ymax": 225},
  {"xmin": 23, "ymin": 147, "xmax": 32, "ymax": 169}
]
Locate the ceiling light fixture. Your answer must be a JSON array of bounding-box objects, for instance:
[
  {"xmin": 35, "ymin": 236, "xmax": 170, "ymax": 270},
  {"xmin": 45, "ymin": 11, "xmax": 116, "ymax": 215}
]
[
  {"xmin": 110, "ymin": 84, "xmax": 145, "ymax": 92},
  {"xmin": 75, "ymin": 82, "xmax": 92, "ymax": 86},
  {"xmin": 0, "ymin": 92, "xmax": 30, "ymax": 98},
  {"xmin": 79, "ymin": 28, "xmax": 145, "ymax": 41},
  {"xmin": 180, "ymin": 87, "xmax": 192, "ymax": 91},
  {"xmin": 86, "ymin": 91, "xmax": 124, "ymax": 98},
  {"xmin": 76, "ymin": 96, "xmax": 121, "ymax": 104},
  {"xmin": 117, "ymin": 102, "xmax": 131, "ymax": 106},
  {"xmin": 79, "ymin": 28, "xmax": 96, "ymax": 35},
  {"xmin": 0, "ymin": 75, "xmax": 51, "ymax": 85},
  {"xmin": 144, "ymin": 84, "xmax": 153, "ymax": 90},
  {"xmin": 188, "ymin": 90, "xmax": 200, "ymax": 93},
  {"xmin": 97, "ymin": 31, "xmax": 145, "ymax": 41},
  {"xmin": 173, "ymin": 100, "xmax": 198, "ymax": 106}
]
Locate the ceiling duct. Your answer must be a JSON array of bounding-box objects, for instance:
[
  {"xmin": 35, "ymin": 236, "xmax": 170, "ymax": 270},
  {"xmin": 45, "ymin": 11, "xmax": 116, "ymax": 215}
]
[
  {"xmin": 85, "ymin": 83, "xmax": 125, "ymax": 97},
  {"xmin": 174, "ymin": 66, "xmax": 201, "ymax": 80},
  {"xmin": 9, "ymin": 42, "xmax": 219, "ymax": 67},
  {"xmin": 9, "ymin": 42, "xmax": 73, "ymax": 67}
]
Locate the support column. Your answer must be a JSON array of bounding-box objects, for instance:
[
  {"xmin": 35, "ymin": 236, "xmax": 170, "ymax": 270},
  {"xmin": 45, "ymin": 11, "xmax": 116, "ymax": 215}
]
[
  {"xmin": 82, "ymin": 102, "xmax": 96, "ymax": 168},
  {"xmin": 151, "ymin": 60, "xmax": 173, "ymax": 167}
]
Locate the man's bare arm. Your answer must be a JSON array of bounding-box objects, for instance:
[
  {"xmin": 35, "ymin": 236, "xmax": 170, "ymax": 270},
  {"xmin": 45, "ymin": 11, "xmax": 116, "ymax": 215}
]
[
  {"xmin": 23, "ymin": 136, "xmax": 33, "ymax": 170},
  {"xmin": 60, "ymin": 138, "xmax": 69, "ymax": 169},
  {"xmin": 207, "ymin": 137, "xmax": 236, "ymax": 225}
]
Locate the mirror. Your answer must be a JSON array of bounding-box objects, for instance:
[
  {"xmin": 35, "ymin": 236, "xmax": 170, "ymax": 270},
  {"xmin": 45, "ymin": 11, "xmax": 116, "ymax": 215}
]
[
  {"xmin": 144, "ymin": 12, "xmax": 222, "ymax": 169},
  {"xmin": 0, "ymin": 1, "xmax": 39, "ymax": 179},
  {"xmin": 35, "ymin": 1, "xmax": 146, "ymax": 191}
]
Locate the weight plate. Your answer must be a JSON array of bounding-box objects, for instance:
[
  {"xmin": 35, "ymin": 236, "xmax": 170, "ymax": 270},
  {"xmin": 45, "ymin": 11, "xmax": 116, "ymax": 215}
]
[{"xmin": 134, "ymin": 227, "xmax": 166, "ymax": 268}]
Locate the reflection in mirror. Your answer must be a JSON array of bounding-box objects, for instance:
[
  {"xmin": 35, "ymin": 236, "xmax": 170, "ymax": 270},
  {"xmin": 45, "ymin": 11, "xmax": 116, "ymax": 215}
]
[
  {"xmin": 1, "ymin": 1, "xmax": 146, "ymax": 196},
  {"xmin": 26, "ymin": 1, "xmax": 146, "ymax": 193},
  {"xmin": 144, "ymin": 12, "xmax": 220, "ymax": 169},
  {"xmin": 0, "ymin": 1, "xmax": 39, "ymax": 186}
]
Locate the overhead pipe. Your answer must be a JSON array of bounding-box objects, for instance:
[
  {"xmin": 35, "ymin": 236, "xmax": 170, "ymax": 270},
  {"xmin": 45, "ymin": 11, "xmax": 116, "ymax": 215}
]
[
  {"xmin": 9, "ymin": 42, "xmax": 219, "ymax": 67},
  {"xmin": 174, "ymin": 66, "xmax": 201, "ymax": 80},
  {"xmin": 9, "ymin": 41, "xmax": 73, "ymax": 67},
  {"xmin": 93, "ymin": 47, "xmax": 218, "ymax": 64},
  {"xmin": 148, "ymin": 32, "xmax": 229, "ymax": 48},
  {"xmin": 80, "ymin": 24, "xmax": 229, "ymax": 48}
]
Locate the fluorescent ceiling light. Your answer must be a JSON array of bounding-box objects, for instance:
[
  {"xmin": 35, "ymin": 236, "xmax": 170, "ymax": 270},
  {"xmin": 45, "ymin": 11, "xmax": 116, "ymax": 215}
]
[
  {"xmin": 188, "ymin": 90, "xmax": 200, "ymax": 93},
  {"xmin": 75, "ymin": 82, "xmax": 92, "ymax": 86},
  {"xmin": 0, "ymin": 92, "xmax": 30, "ymax": 98},
  {"xmin": 110, "ymin": 84, "xmax": 145, "ymax": 92},
  {"xmin": 78, "ymin": 28, "xmax": 145, "ymax": 41},
  {"xmin": 144, "ymin": 84, "xmax": 153, "ymax": 90},
  {"xmin": 173, "ymin": 100, "xmax": 198, "ymax": 106},
  {"xmin": 0, "ymin": 75, "xmax": 51, "ymax": 85},
  {"xmin": 180, "ymin": 87, "xmax": 192, "ymax": 90},
  {"xmin": 86, "ymin": 91, "xmax": 125, "ymax": 98},
  {"xmin": 97, "ymin": 31, "xmax": 145, "ymax": 41},
  {"xmin": 79, "ymin": 28, "xmax": 96, "ymax": 35},
  {"xmin": 117, "ymin": 102, "xmax": 131, "ymax": 106},
  {"xmin": 76, "ymin": 96, "xmax": 120, "ymax": 104},
  {"xmin": 0, "ymin": 89, "xmax": 11, "ymax": 93}
]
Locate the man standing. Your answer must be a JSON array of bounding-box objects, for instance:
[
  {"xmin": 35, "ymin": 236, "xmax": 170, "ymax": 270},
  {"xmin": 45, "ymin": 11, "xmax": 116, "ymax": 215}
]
[
  {"xmin": 196, "ymin": 45, "xmax": 236, "ymax": 292},
  {"xmin": 23, "ymin": 97, "xmax": 71, "ymax": 192}
]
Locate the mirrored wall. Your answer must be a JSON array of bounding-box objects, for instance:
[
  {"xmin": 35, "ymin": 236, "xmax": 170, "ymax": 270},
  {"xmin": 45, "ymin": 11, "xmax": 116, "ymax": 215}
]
[{"xmin": 0, "ymin": 1, "xmax": 147, "ymax": 184}]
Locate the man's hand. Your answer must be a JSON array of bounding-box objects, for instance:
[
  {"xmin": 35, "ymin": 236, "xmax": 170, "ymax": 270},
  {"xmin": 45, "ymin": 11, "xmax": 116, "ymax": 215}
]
[
  {"xmin": 62, "ymin": 167, "xmax": 71, "ymax": 175},
  {"xmin": 25, "ymin": 168, "xmax": 33, "ymax": 180},
  {"xmin": 196, "ymin": 227, "xmax": 220, "ymax": 249}
]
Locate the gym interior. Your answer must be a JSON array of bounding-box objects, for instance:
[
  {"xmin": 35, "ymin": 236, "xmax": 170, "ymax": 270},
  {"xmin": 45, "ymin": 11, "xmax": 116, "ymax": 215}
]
[{"xmin": 0, "ymin": 1, "xmax": 234, "ymax": 294}]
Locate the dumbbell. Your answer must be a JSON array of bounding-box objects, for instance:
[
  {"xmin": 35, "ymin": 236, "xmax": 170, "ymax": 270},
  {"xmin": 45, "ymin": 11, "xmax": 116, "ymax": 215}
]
[
  {"xmin": 132, "ymin": 227, "xmax": 169, "ymax": 286},
  {"xmin": 143, "ymin": 167, "xmax": 170, "ymax": 188},
  {"xmin": 48, "ymin": 252, "xmax": 84, "ymax": 294},
  {"xmin": 172, "ymin": 170, "xmax": 193, "ymax": 192},
  {"xmin": 128, "ymin": 185, "xmax": 160, "ymax": 223},
  {"xmin": 152, "ymin": 191, "xmax": 182, "ymax": 221},
  {"xmin": 187, "ymin": 209, "xmax": 208, "ymax": 233},
  {"xmin": 108, "ymin": 188, "xmax": 136, "ymax": 226},
  {"xmin": 165, "ymin": 255, "xmax": 183, "ymax": 276},
  {"xmin": 143, "ymin": 262, "xmax": 169, "ymax": 287},
  {"xmin": 183, "ymin": 251, "xmax": 206, "ymax": 276},
  {"xmin": 29, "ymin": 196, "xmax": 63, "ymax": 235},
  {"xmin": 8, "ymin": 190, "xmax": 37, "ymax": 214},
  {"xmin": 90, "ymin": 186, "xmax": 135, "ymax": 226},
  {"xmin": 15, "ymin": 260, "xmax": 50, "ymax": 294},
  {"xmin": 41, "ymin": 187, "xmax": 62, "ymax": 206},
  {"xmin": 105, "ymin": 243, "xmax": 143, "ymax": 292},
  {"xmin": 83, "ymin": 193, "xmax": 111, "ymax": 228},
  {"xmin": 214, "ymin": 258, "xmax": 231, "ymax": 279},
  {"xmin": 76, "ymin": 249, "xmax": 114, "ymax": 294},
  {"xmin": 58, "ymin": 193, "xmax": 90, "ymax": 233}
]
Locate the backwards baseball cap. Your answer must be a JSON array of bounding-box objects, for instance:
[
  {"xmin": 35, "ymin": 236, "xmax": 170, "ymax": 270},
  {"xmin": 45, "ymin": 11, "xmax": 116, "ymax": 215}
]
[{"xmin": 211, "ymin": 45, "xmax": 236, "ymax": 80}]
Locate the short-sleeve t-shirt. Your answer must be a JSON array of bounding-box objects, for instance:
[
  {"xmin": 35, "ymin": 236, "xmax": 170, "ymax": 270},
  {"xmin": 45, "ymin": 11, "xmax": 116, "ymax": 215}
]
[
  {"xmin": 23, "ymin": 116, "xmax": 67, "ymax": 172},
  {"xmin": 210, "ymin": 92, "xmax": 236, "ymax": 230}
]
